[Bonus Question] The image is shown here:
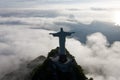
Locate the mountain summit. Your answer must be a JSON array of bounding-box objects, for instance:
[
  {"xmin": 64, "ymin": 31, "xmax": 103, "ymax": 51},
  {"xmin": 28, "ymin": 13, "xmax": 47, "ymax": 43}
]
[
  {"xmin": 1, "ymin": 47, "xmax": 93, "ymax": 80},
  {"xmin": 32, "ymin": 47, "xmax": 92, "ymax": 80}
]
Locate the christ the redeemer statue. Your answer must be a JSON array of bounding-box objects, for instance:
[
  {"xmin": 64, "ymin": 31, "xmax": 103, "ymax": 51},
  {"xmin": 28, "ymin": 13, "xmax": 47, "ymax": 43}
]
[{"xmin": 50, "ymin": 28, "xmax": 74, "ymax": 56}]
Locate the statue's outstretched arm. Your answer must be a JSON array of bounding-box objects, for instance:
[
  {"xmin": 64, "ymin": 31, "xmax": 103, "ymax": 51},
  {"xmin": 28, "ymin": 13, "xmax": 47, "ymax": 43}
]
[
  {"xmin": 49, "ymin": 33, "xmax": 60, "ymax": 36},
  {"xmin": 65, "ymin": 32, "xmax": 75, "ymax": 36}
]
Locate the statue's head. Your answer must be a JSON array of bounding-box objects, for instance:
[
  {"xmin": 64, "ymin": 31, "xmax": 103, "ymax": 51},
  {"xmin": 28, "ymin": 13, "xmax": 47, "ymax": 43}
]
[{"xmin": 60, "ymin": 28, "xmax": 63, "ymax": 32}]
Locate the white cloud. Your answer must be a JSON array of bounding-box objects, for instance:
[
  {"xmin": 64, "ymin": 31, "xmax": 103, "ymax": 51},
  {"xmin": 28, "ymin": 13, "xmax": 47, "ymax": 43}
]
[
  {"xmin": 67, "ymin": 32, "xmax": 120, "ymax": 80},
  {"xmin": 0, "ymin": 8, "xmax": 120, "ymax": 80},
  {"xmin": 0, "ymin": 24, "xmax": 120, "ymax": 80},
  {"xmin": 0, "ymin": 26, "xmax": 58, "ymax": 78}
]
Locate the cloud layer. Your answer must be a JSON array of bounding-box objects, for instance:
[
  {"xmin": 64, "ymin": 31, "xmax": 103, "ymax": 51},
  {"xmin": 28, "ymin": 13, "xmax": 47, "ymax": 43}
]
[
  {"xmin": 0, "ymin": 26, "xmax": 120, "ymax": 80},
  {"xmin": 0, "ymin": 0, "xmax": 120, "ymax": 8},
  {"xmin": 0, "ymin": 8, "xmax": 120, "ymax": 80},
  {"xmin": 67, "ymin": 33, "xmax": 120, "ymax": 80},
  {"xmin": 0, "ymin": 9, "xmax": 120, "ymax": 43}
]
